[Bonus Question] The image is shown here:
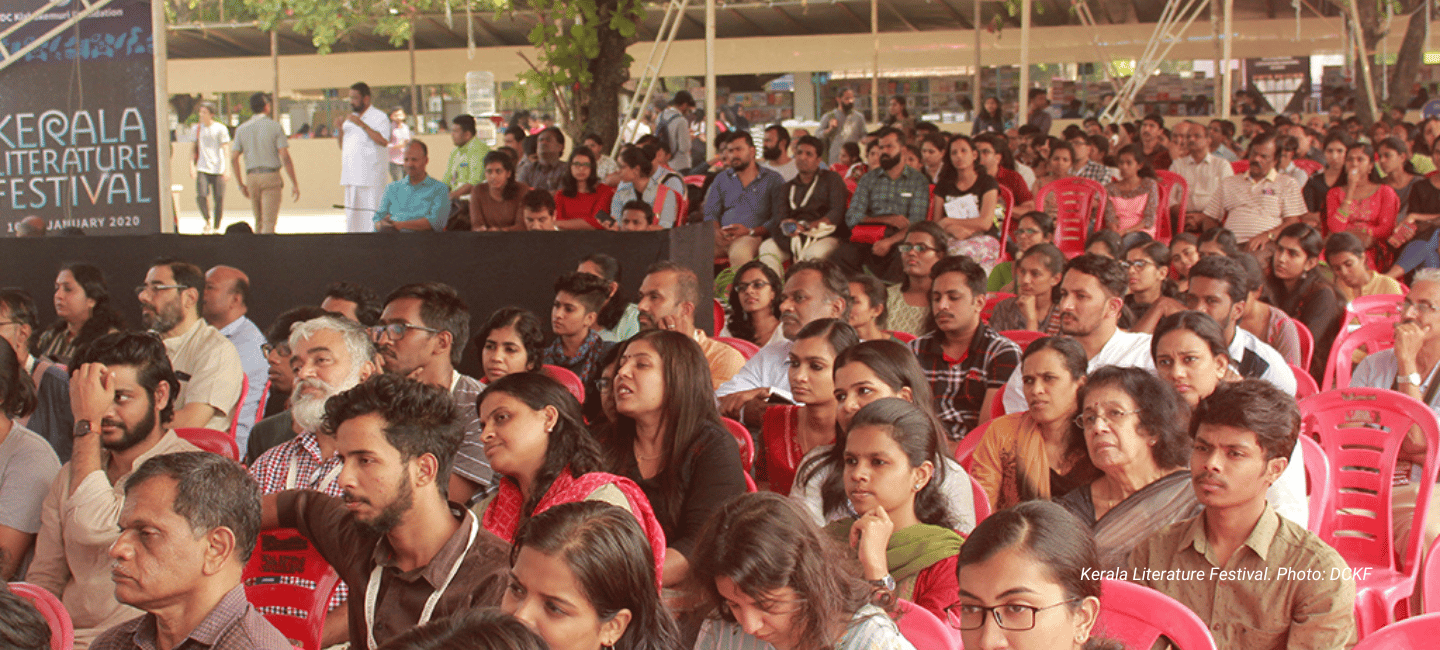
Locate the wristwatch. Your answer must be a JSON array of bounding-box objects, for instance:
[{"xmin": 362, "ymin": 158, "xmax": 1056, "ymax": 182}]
[
  {"xmin": 868, "ymin": 574, "xmax": 897, "ymax": 592},
  {"xmin": 73, "ymin": 419, "xmax": 96, "ymax": 438},
  {"xmin": 1398, "ymin": 373, "xmax": 1424, "ymax": 386}
]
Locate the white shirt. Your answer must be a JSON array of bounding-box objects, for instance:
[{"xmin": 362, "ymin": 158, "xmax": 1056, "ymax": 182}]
[
  {"xmin": 1016, "ymin": 162, "xmax": 1036, "ymax": 188},
  {"xmin": 340, "ymin": 105, "xmax": 392, "ymax": 188},
  {"xmin": 715, "ymin": 338, "xmax": 793, "ymax": 402},
  {"xmin": 194, "ymin": 122, "xmax": 230, "ymax": 175},
  {"xmin": 764, "ymin": 159, "xmax": 798, "ymax": 182},
  {"xmin": 1003, "ymin": 329, "xmax": 1154, "ymax": 412},
  {"xmin": 1171, "ymin": 151, "xmax": 1234, "ymax": 212},
  {"xmin": 1230, "ymin": 327, "xmax": 1297, "ymax": 396}
]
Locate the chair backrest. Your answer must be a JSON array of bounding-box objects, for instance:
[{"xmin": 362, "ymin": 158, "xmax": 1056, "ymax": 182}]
[
  {"xmin": 1291, "ymin": 317, "xmax": 1315, "ymax": 370},
  {"xmin": 954, "ymin": 419, "xmax": 993, "ymax": 470},
  {"xmin": 1294, "ymin": 158, "xmax": 1324, "ymax": 175},
  {"xmin": 228, "ymin": 375, "xmax": 249, "ymax": 439},
  {"xmin": 721, "ymin": 417, "xmax": 755, "ymax": 474},
  {"xmin": 988, "ymin": 386, "xmax": 1006, "ymax": 419},
  {"xmin": 1352, "ymin": 612, "xmax": 1440, "ymax": 649},
  {"xmin": 254, "ymin": 379, "xmax": 272, "ymax": 428},
  {"xmin": 713, "ymin": 299, "xmax": 724, "ymax": 336},
  {"xmin": 982, "ymin": 293, "xmax": 1015, "ymax": 323},
  {"xmin": 714, "ymin": 336, "xmax": 761, "ymax": 360},
  {"xmin": 683, "ymin": 174, "xmax": 706, "ymax": 187},
  {"xmin": 1095, "ymin": 579, "xmax": 1219, "ymax": 650},
  {"xmin": 1300, "ymin": 388, "xmax": 1440, "ymax": 576},
  {"xmin": 7, "ymin": 582, "xmax": 74, "ymax": 650},
  {"xmin": 998, "ymin": 329, "xmax": 1046, "ymax": 352},
  {"xmin": 1291, "ymin": 363, "xmax": 1320, "ymax": 399},
  {"xmin": 1322, "ymin": 321, "xmax": 1395, "ymax": 391},
  {"xmin": 173, "ymin": 427, "xmax": 239, "ymax": 461},
  {"xmin": 1036, "ymin": 177, "xmax": 1107, "ymax": 258},
  {"xmin": 893, "ymin": 598, "xmax": 963, "ymax": 650},
  {"xmin": 1346, "ymin": 293, "xmax": 1405, "ymax": 327},
  {"xmin": 541, "ymin": 365, "xmax": 587, "ymax": 403},
  {"xmin": 1153, "ymin": 170, "xmax": 1190, "ymax": 242},
  {"xmin": 1425, "ymin": 535, "xmax": 1440, "ymax": 613},
  {"xmin": 970, "ymin": 475, "xmax": 991, "ymax": 524},
  {"xmin": 997, "ymin": 183, "xmax": 1016, "ymax": 258},
  {"xmin": 887, "ymin": 330, "xmax": 918, "ymax": 343},
  {"xmin": 1298, "ymin": 435, "xmax": 1334, "ymax": 534},
  {"xmin": 1231, "ymin": 160, "xmax": 1250, "ymax": 174},
  {"xmin": 243, "ymin": 528, "xmax": 341, "ymax": 650}
]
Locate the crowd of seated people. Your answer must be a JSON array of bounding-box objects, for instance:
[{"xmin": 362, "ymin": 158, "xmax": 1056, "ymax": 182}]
[{"xmin": 16, "ymin": 104, "xmax": 1440, "ymax": 650}]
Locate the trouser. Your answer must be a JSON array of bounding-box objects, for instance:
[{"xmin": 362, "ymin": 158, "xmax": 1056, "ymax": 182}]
[
  {"xmin": 757, "ymin": 236, "xmax": 842, "ymax": 276},
  {"xmin": 714, "ymin": 228, "xmax": 763, "ymax": 268},
  {"xmin": 196, "ymin": 172, "xmax": 224, "ymax": 227},
  {"xmin": 832, "ymin": 240, "xmax": 904, "ymax": 283},
  {"xmin": 389, "ymin": 162, "xmax": 405, "ymax": 182},
  {"xmin": 246, "ymin": 172, "xmax": 283, "ymax": 234},
  {"xmin": 344, "ymin": 185, "xmax": 385, "ymax": 233},
  {"xmin": 1392, "ymin": 482, "xmax": 1440, "ymax": 611}
]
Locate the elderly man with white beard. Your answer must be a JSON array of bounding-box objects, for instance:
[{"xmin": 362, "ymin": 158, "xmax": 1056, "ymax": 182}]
[{"xmin": 247, "ymin": 315, "xmax": 376, "ymax": 647}]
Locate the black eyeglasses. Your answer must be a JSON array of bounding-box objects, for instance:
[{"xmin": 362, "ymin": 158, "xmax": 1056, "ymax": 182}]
[
  {"xmin": 1120, "ymin": 259, "xmax": 1155, "ymax": 271},
  {"xmin": 135, "ymin": 283, "xmax": 185, "ymax": 296},
  {"xmin": 734, "ymin": 280, "xmax": 771, "ymax": 292},
  {"xmin": 369, "ymin": 323, "xmax": 442, "ymax": 341},
  {"xmin": 261, "ymin": 343, "xmax": 291, "ymax": 357},
  {"xmin": 945, "ymin": 599, "xmax": 1079, "ymax": 631},
  {"xmin": 897, "ymin": 243, "xmax": 938, "ymax": 254}
]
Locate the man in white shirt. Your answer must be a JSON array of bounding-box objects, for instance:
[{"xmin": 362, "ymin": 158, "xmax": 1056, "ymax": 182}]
[
  {"xmin": 191, "ymin": 102, "xmax": 230, "ymax": 234},
  {"xmin": 137, "ymin": 260, "xmax": 244, "ymax": 432},
  {"xmin": 1171, "ymin": 121, "xmax": 1234, "ymax": 226},
  {"xmin": 334, "ymin": 82, "xmax": 392, "ymax": 233},
  {"xmin": 717, "ymin": 260, "xmax": 850, "ymax": 425},
  {"xmin": 1002, "ymin": 254, "xmax": 1154, "ymax": 411},
  {"xmin": 1181, "ymin": 255, "xmax": 1297, "ymax": 394},
  {"xmin": 1201, "ymin": 133, "xmax": 1306, "ymax": 249}
]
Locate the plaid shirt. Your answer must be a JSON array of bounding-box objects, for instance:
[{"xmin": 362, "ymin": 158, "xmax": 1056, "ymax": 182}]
[
  {"xmin": 249, "ymin": 432, "xmax": 349, "ymax": 611},
  {"xmin": 909, "ymin": 324, "xmax": 1021, "ymax": 442},
  {"xmin": 1072, "ymin": 160, "xmax": 1111, "ymax": 183},
  {"xmin": 89, "ymin": 585, "xmax": 290, "ymax": 650},
  {"xmin": 844, "ymin": 166, "xmax": 931, "ymax": 227},
  {"xmin": 541, "ymin": 330, "xmax": 614, "ymax": 385}
]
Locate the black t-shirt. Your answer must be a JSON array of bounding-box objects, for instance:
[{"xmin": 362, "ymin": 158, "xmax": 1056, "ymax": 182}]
[
  {"xmin": 934, "ymin": 174, "xmax": 1000, "ymax": 232},
  {"xmin": 1408, "ymin": 178, "xmax": 1440, "ymax": 216}
]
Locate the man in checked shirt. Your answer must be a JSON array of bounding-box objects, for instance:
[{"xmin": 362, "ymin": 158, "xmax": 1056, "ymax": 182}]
[{"xmin": 249, "ymin": 315, "xmax": 377, "ymax": 647}]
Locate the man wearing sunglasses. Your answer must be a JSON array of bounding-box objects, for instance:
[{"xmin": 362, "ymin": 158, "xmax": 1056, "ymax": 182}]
[
  {"xmin": 136, "ymin": 259, "xmax": 243, "ymax": 432},
  {"xmin": 1130, "ymin": 380, "xmax": 1356, "ymax": 650},
  {"xmin": 373, "ymin": 282, "xmax": 491, "ymax": 505}
]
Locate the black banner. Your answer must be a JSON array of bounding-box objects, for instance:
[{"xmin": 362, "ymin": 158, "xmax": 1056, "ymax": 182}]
[{"xmin": 0, "ymin": 0, "xmax": 162, "ymax": 235}]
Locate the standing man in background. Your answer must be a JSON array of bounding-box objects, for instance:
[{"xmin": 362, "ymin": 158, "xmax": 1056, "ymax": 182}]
[
  {"xmin": 192, "ymin": 102, "xmax": 230, "ymax": 234},
  {"xmin": 386, "ymin": 107, "xmax": 411, "ymax": 182},
  {"xmin": 231, "ymin": 93, "xmax": 299, "ymax": 234},
  {"xmin": 818, "ymin": 88, "xmax": 867, "ymax": 165},
  {"xmin": 334, "ymin": 82, "xmax": 392, "ymax": 233}
]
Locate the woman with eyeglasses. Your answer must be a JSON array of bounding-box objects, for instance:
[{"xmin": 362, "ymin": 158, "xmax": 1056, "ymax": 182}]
[
  {"xmin": 886, "ymin": 222, "xmax": 953, "ymax": 336},
  {"xmin": 1121, "ymin": 240, "xmax": 1178, "ymax": 326},
  {"xmin": 32, "ymin": 263, "xmax": 125, "ymax": 365},
  {"xmin": 555, "ymin": 148, "xmax": 617, "ymax": 230},
  {"xmin": 987, "ymin": 210, "xmax": 1055, "ymax": 294},
  {"xmin": 970, "ymin": 337, "xmax": 1098, "ymax": 512},
  {"xmin": 723, "ymin": 260, "xmax": 784, "ymax": 347},
  {"xmin": 689, "ymin": 492, "xmax": 914, "ymax": 650},
  {"xmin": 952, "ymin": 501, "xmax": 1120, "ymax": 650},
  {"xmin": 609, "ymin": 146, "xmax": 682, "ymax": 228},
  {"xmin": 931, "ymin": 134, "xmax": 1003, "ymax": 270},
  {"xmin": 1056, "ymin": 365, "xmax": 1198, "ymax": 569},
  {"xmin": 763, "ymin": 319, "xmax": 860, "ymax": 496}
]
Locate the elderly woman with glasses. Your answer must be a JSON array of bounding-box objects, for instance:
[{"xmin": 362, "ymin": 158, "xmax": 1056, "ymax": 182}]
[{"xmin": 1055, "ymin": 366, "xmax": 1199, "ymax": 569}]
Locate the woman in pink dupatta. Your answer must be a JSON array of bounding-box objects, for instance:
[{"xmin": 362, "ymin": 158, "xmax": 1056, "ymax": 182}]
[{"xmin": 472, "ymin": 372, "xmax": 666, "ymax": 586}]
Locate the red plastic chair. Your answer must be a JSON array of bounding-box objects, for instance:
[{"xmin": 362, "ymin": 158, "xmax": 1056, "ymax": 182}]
[
  {"xmin": 713, "ymin": 299, "xmax": 724, "ymax": 336},
  {"xmin": 1346, "ymin": 293, "xmax": 1404, "ymax": 327},
  {"xmin": 1300, "ymin": 387, "xmax": 1440, "ymax": 636},
  {"xmin": 7, "ymin": 582, "xmax": 74, "ymax": 650},
  {"xmin": 1231, "ymin": 160, "xmax": 1250, "ymax": 174},
  {"xmin": 1095, "ymin": 579, "xmax": 1219, "ymax": 650},
  {"xmin": 1425, "ymin": 536, "xmax": 1440, "ymax": 613},
  {"xmin": 1298, "ymin": 434, "xmax": 1334, "ymax": 534},
  {"xmin": 1035, "ymin": 177, "xmax": 1107, "ymax": 258},
  {"xmin": 228, "ymin": 376, "xmax": 249, "ymax": 439},
  {"xmin": 173, "ymin": 427, "xmax": 239, "ymax": 461},
  {"xmin": 970, "ymin": 475, "xmax": 991, "ymax": 524},
  {"xmin": 953, "ymin": 418, "xmax": 995, "ymax": 471},
  {"xmin": 1291, "ymin": 317, "xmax": 1315, "ymax": 370},
  {"xmin": 1291, "ymin": 363, "xmax": 1320, "ymax": 399},
  {"xmin": 1322, "ymin": 321, "xmax": 1395, "ymax": 391},
  {"xmin": 988, "ymin": 388, "xmax": 1005, "ymax": 419},
  {"xmin": 1294, "ymin": 158, "xmax": 1324, "ymax": 175},
  {"xmin": 893, "ymin": 598, "xmax": 962, "ymax": 650},
  {"xmin": 887, "ymin": 330, "xmax": 917, "ymax": 343},
  {"xmin": 995, "ymin": 184, "xmax": 1016, "ymax": 257},
  {"xmin": 541, "ymin": 365, "xmax": 587, "ymax": 403},
  {"xmin": 721, "ymin": 416, "xmax": 756, "ymax": 473},
  {"xmin": 982, "ymin": 293, "xmax": 1015, "ymax": 323},
  {"xmin": 243, "ymin": 528, "xmax": 341, "ymax": 650},
  {"xmin": 998, "ymin": 329, "xmax": 1046, "ymax": 352},
  {"xmin": 1154, "ymin": 170, "xmax": 1190, "ymax": 243},
  {"xmin": 1352, "ymin": 612, "xmax": 1440, "ymax": 649},
  {"xmin": 683, "ymin": 174, "xmax": 706, "ymax": 187},
  {"xmin": 714, "ymin": 336, "xmax": 761, "ymax": 360}
]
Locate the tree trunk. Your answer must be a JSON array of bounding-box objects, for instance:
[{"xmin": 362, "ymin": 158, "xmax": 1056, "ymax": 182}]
[
  {"xmin": 582, "ymin": 0, "xmax": 632, "ymax": 150},
  {"xmin": 1353, "ymin": 0, "xmax": 1383, "ymax": 125},
  {"xmin": 1387, "ymin": 2, "xmax": 1429, "ymax": 112}
]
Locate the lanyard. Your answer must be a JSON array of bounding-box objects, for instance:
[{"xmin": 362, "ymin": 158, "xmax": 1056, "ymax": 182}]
[
  {"xmin": 364, "ymin": 516, "xmax": 479, "ymax": 649},
  {"xmin": 285, "ymin": 454, "xmax": 342, "ymax": 493},
  {"xmin": 788, "ymin": 177, "xmax": 818, "ymax": 210}
]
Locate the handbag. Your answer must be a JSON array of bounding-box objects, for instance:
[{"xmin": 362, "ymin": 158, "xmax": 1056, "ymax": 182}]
[{"xmin": 849, "ymin": 223, "xmax": 894, "ymax": 244}]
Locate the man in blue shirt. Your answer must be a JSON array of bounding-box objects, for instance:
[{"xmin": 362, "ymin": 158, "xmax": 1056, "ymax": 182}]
[
  {"xmin": 374, "ymin": 141, "xmax": 450, "ymax": 232},
  {"xmin": 832, "ymin": 126, "xmax": 931, "ymax": 283},
  {"xmin": 703, "ymin": 132, "xmax": 785, "ymax": 267}
]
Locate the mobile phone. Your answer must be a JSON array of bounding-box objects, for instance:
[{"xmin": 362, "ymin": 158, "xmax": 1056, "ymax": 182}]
[
  {"xmin": 781, "ymin": 221, "xmax": 798, "ymax": 236},
  {"xmin": 596, "ymin": 211, "xmax": 615, "ymax": 228}
]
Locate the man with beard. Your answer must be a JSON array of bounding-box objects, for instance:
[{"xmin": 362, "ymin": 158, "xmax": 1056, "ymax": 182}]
[
  {"xmin": 907, "ymin": 256, "xmax": 1020, "ymax": 449},
  {"xmin": 28, "ymin": 332, "xmax": 203, "ymax": 648},
  {"xmin": 762, "ymin": 124, "xmax": 797, "ymax": 181},
  {"xmin": 833, "ymin": 127, "xmax": 931, "ymax": 284},
  {"xmin": 245, "ymin": 306, "xmax": 331, "ymax": 461},
  {"xmin": 249, "ymin": 315, "xmax": 376, "ymax": 647},
  {"xmin": 1131, "ymin": 381, "xmax": 1356, "ymax": 650},
  {"xmin": 1180, "ymin": 255, "xmax": 1297, "ymax": 395},
  {"xmin": 335, "ymin": 81, "xmax": 392, "ymax": 233},
  {"xmin": 757, "ymin": 135, "xmax": 847, "ymax": 274},
  {"xmin": 1001, "ymin": 254, "xmax": 1156, "ymax": 412},
  {"xmin": 137, "ymin": 259, "xmax": 243, "ymax": 432},
  {"xmin": 372, "ymin": 283, "xmax": 491, "ymax": 505},
  {"xmin": 717, "ymin": 259, "xmax": 851, "ymax": 424},
  {"xmin": 818, "ymin": 87, "xmax": 867, "ymax": 164},
  {"xmin": 704, "ymin": 133, "xmax": 785, "ymax": 267},
  {"xmin": 1351, "ymin": 270, "xmax": 1440, "ymax": 556},
  {"xmin": 637, "ymin": 261, "xmax": 744, "ymax": 388},
  {"xmin": 263, "ymin": 374, "xmax": 509, "ymax": 650}
]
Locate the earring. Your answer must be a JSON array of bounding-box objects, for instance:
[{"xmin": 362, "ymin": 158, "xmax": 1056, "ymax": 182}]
[{"xmin": 914, "ymin": 483, "xmax": 923, "ymax": 491}]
